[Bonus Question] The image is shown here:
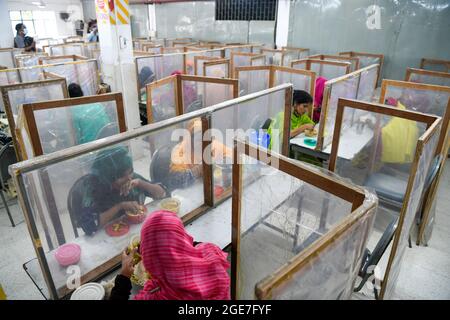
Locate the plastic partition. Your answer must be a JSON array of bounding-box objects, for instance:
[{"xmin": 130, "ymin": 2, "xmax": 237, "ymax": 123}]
[
  {"xmin": 420, "ymin": 58, "xmax": 450, "ymax": 73},
  {"xmin": 328, "ymin": 98, "xmax": 441, "ymax": 300},
  {"xmin": 261, "ymin": 49, "xmax": 283, "ymax": 66},
  {"xmin": 10, "ymin": 84, "xmax": 292, "ymax": 300},
  {"xmin": 39, "ymin": 55, "xmax": 87, "ymax": 66},
  {"xmin": 16, "ymin": 93, "xmax": 126, "ymax": 160},
  {"xmin": 340, "ymin": 52, "xmax": 384, "ymax": 84},
  {"xmin": 310, "ymin": 54, "xmax": 360, "ymax": 72},
  {"xmin": 405, "ymin": 68, "xmax": 450, "ymax": 88},
  {"xmin": 203, "ymin": 59, "xmax": 230, "ymax": 78},
  {"xmin": 0, "ymin": 48, "xmax": 23, "ymax": 69},
  {"xmin": 1, "ymin": 78, "xmax": 68, "ymax": 159},
  {"xmin": 15, "ymin": 53, "xmax": 49, "ymax": 68},
  {"xmin": 135, "ymin": 53, "xmax": 184, "ymax": 102},
  {"xmin": 47, "ymin": 44, "xmax": 85, "ymax": 56},
  {"xmin": 224, "ymin": 45, "xmax": 253, "ymax": 59},
  {"xmin": 43, "ymin": 59, "xmax": 99, "ymax": 96},
  {"xmin": 315, "ymin": 65, "xmax": 382, "ymax": 152},
  {"xmin": 317, "ymin": 73, "xmax": 360, "ymax": 150},
  {"xmin": 231, "ymin": 140, "xmax": 376, "ymax": 299},
  {"xmin": 379, "ymin": 80, "xmax": 450, "ymax": 245},
  {"xmin": 291, "ymin": 59, "xmax": 351, "ymax": 80},
  {"xmin": 146, "ymin": 74, "xmax": 238, "ymax": 124},
  {"xmin": 230, "ymin": 52, "xmax": 266, "ymax": 77}
]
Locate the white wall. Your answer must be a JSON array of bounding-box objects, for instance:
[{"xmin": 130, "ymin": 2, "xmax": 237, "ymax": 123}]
[
  {"xmin": 81, "ymin": 0, "xmax": 95, "ymax": 21},
  {"xmin": 7, "ymin": 0, "xmax": 84, "ymax": 38},
  {"xmin": 0, "ymin": 0, "xmax": 14, "ymax": 48}
]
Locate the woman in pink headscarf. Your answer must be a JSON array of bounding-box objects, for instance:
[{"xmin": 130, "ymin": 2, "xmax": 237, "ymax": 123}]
[
  {"xmin": 110, "ymin": 210, "xmax": 231, "ymax": 300},
  {"xmin": 313, "ymin": 77, "xmax": 327, "ymax": 123}
]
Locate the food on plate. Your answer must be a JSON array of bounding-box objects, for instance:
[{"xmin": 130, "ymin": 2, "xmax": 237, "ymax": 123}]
[
  {"xmin": 105, "ymin": 220, "xmax": 130, "ymax": 237},
  {"xmin": 305, "ymin": 128, "xmax": 318, "ymax": 137},
  {"xmin": 126, "ymin": 205, "xmax": 147, "ymax": 224}
]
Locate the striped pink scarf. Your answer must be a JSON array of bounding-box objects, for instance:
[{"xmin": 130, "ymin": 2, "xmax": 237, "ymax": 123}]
[{"xmin": 134, "ymin": 210, "xmax": 230, "ymax": 300}]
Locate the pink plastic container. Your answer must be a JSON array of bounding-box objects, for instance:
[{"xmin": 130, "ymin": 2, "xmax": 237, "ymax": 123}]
[{"xmin": 55, "ymin": 243, "xmax": 81, "ymax": 267}]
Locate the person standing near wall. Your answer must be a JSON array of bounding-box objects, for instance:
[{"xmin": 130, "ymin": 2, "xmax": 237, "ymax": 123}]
[
  {"xmin": 87, "ymin": 19, "xmax": 99, "ymax": 42},
  {"xmin": 13, "ymin": 23, "xmax": 36, "ymax": 52}
]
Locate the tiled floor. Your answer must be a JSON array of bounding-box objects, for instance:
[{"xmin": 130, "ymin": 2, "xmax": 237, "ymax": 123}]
[{"xmin": 0, "ymin": 161, "xmax": 449, "ymax": 300}]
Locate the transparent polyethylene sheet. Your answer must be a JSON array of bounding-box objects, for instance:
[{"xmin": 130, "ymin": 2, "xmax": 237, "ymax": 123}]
[
  {"xmin": 31, "ymin": 101, "xmax": 120, "ymax": 155},
  {"xmin": 136, "ymin": 55, "xmax": 184, "ymax": 100},
  {"xmin": 17, "ymin": 119, "xmax": 206, "ymax": 297},
  {"xmin": 181, "ymin": 80, "xmax": 234, "ymax": 115},
  {"xmin": 211, "ymin": 90, "xmax": 286, "ymax": 202},
  {"xmin": 408, "ymin": 73, "xmax": 450, "ymax": 88},
  {"xmin": 356, "ymin": 66, "xmax": 379, "ymax": 102},
  {"xmin": 236, "ymin": 156, "xmax": 364, "ymax": 299},
  {"xmin": 7, "ymin": 83, "xmax": 66, "ymax": 118},
  {"xmin": 274, "ymin": 70, "xmax": 313, "ymax": 95},
  {"xmin": 237, "ymin": 69, "xmax": 270, "ymax": 96},
  {"xmin": 381, "ymin": 85, "xmax": 450, "ymax": 118},
  {"xmin": 311, "ymin": 62, "xmax": 350, "ymax": 80},
  {"xmin": 334, "ymin": 108, "xmax": 427, "ymax": 189},
  {"xmin": 321, "ymin": 74, "xmax": 360, "ymax": 149},
  {"xmin": 383, "ymin": 125, "xmax": 440, "ymax": 298},
  {"xmin": 149, "ymin": 81, "xmax": 177, "ymax": 123},
  {"xmin": 204, "ymin": 63, "xmax": 228, "ymax": 78},
  {"xmin": 269, "ymin": 202, "xmax": 376, "ymax": 300},
  {"xmin": 44, "ymin": 61, "xmax": 98, "ymax": 96}
]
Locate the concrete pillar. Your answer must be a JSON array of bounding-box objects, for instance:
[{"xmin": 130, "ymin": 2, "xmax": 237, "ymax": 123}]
[
  {"xmin": 95, "ymin": 0, "xmax": 140, "ymax": 130},
  {"xmin": 275, "ymin": 0, "xmax": 291, "ymax": 48},
  {"xmin": 0, "ymin": 0, "xmax": 14, "ymax": 49}
]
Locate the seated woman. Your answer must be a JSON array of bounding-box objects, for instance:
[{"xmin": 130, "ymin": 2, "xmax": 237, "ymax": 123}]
[
  {"xmin": 110, "ymin": 210, "xmax": 230, "ymax": 300},
  {"xmin": 75, "ymin": 146, "xmax": 168, "ymax": 235},
  {"xmin": 139, "ymin": 66, "xmax": 155, "ymax": 102},
  {"xmin": 68, "ymin": 83, "xmax": 112, "ymax": 144},
  {"xmin": 150, "ymin": 118, "xmax": 232, "ymax": 191},
  {"xmin": 351, "ymin": 98, "xmax": 419, "ymax": 173}
]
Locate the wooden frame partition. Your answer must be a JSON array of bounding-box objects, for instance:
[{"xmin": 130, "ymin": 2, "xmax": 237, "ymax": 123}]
[
  {"xmin": 291, "ymin": 58, "xmax": 352, "ymax": 75},
  {"xmin": 146, "ymin": 74, "xmax": 239, "ymax": 124},
  {"xmin": 420, "ymin": 58, "xmax": 450, "ymax": 73},
  {"xmin": 379, "ymin": 79, "xmax": 450, "ymax": 246},
  {"xmin": 17, "ymin": 92, "xmax": 126, "ymax": 159},
  {"xmin": 230, "ymin": 52, "xmax": 266, "ymax": 77},
  {"xmin": 340, "ymin": 51, "xmax": 384, "ymax": 83},
  {"xmin": 310, "ymin": 54, "xmax": 360, "ymax": 71},
  {"xmin": 1, "ymin": 77, "xmax": 69, "ymax": 161},
  {"xmin": 194, "ymin": 56, "xmax": 221, "ymax": 76},
  {"xmin": 231, "ymin": 139, "xmax": 373, "ymax": 299},
  {"xmin": 38, "ymin": 55, "xmax": 88, "ymax": 65},
  {"xmin": 405, "ymin": 67, "xmax": 450, "ymax": 86},
  {"xmin": 203, "ymin": 59, "xmax": 231, "ymax": 78},
  {"xmin": 45, "ymin": 43, "xmax": 86, "ymax": 56},
  {"xmin": 313, "ymin": 64, "xmax": 380, "ymax": 151},
  {"xmin": 281, "ymin": 47, "xmax": 310, "ymax": 66},
  {"xmin": 15, "ymin": 52, "xmax": 49, "ymax": 68},
  {"xmin": 10, "ymin": 84, "xmax": 292, "ymax": 300},
  {"xmin": 328, "ymin": 98, "xmax": 441, "ymax": 299},
  {"xmin": 235, "ymin": 65, "xmax": 316, "ymax": 117}
]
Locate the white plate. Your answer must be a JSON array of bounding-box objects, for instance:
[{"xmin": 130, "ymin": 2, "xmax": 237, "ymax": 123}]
[{"xmin": 70, "ymin": 283, "xmax": 105, "ymax": 300}]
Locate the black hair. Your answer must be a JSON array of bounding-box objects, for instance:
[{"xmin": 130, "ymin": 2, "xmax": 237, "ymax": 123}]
[
  {"xmin": 68, "ymin": 83, "xmax": 84, "ymax": 98},
  {"xmin": 293, "ymin": 90, "xmax": 313, "ymax": 106},
  {"xmin": 15, "ymin": 23, "xmax": 24, "ymax": 32}
]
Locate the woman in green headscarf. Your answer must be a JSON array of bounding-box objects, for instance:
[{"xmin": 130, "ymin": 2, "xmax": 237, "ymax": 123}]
[{"xmin": 77, "ymin": 146, "xmax": 168, "ymax": 235}]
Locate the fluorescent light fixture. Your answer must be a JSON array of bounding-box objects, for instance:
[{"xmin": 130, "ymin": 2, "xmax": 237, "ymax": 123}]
[{"xmin": 32, "ymin": 1, "xmax": 46, "ymax": 8}]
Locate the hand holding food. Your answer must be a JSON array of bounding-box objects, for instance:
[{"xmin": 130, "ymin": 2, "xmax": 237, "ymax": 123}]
[
  {"xmin": 121, "ymin": 247, "xmax": 136, "ymax": 278},
  {"xmin": 120, "ymin": 179, "xmax": 140, "ymax": 197},
  {"xmin": 121, "ymin": 201, "xmax": 141, "ymax": 214}
]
